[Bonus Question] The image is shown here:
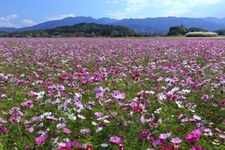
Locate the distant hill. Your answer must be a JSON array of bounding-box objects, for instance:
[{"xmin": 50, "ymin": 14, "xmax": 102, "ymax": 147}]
[
  {"xmin": 113, "ymin": 17, "xmax": 225, "ymax": 34},
  {"xmin": 0, "ymin": 23, "xmax": 136, "ymax": 37},
  {"xmin": 0, "ymin": 27, "xmax": 17, "ymax": 32},
  {"xmin": 1, "ymin": 16, "xmax": 225, "ymax": 35},
  {"xmin": 18, "ymin": 17, "xmax": 98, "ymax": 32},
  {"xmin": 202, "ymin": 17, "xmax": 225, "ymax": 25}
]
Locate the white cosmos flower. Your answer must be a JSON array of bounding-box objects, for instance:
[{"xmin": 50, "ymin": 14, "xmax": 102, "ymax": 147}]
[
  {"xmin": 96, "ymin": 127, "xmax": 103, "ymax": 133},
  {"xmin": 77, "ymin": 114, "xmax": 86, "ymax": 120},
  {"xmin": 100, "ymin": 143, "xmax": 108, "ymax": 148}
]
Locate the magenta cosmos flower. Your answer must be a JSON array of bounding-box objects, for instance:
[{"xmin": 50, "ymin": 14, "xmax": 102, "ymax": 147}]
[
  {"xmin": 109, "ymin": 136, "xmax": 124, "ymax": 150},
  {"xmin": 186, "ymin": 128, "xmax": 202, "ymax": 144},
  {"xmin": 109, "ymin": 136, "xmax": 123, "ymax": 144},
  {"xmin": 35, "ymin": 135, "xmax": 46, "ymax": 145},
  {"xmin": 21, "ymin": 100, "xmax": 33, "ymax": 109},
  {"xmin": 0, "ymin": 127, "xmax": 9, "ymax": 134},
  {"xmin": 192, "ymin": 146, "xmax": 204, "ymax": 150},
  {"xmin": 218, "ymin": 99, "xmax": 225, "ymax": 105}
]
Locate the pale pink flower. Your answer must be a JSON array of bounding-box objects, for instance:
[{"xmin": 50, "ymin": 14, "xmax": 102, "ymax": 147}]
[
  {"xmin": 63, "ymin": 128, "xmax": 72, "ymax": 134},
  {"xmin": 109, "ymin": 136, "xmax": 122, "ymax": 144},
  {"xmin": 94, "ymin": 112, "xmax": 104, "ymax": 118},
  {"xmin": 80, "ymin": 128, "xmax": 91, "ymax": 134},
  {"xmin": 159, "ymin": 132, "xmax": 171, "ymax": 140},
  {"xmin": 171, "ymin": 137, "xmax": 182, "ymax": 144},
  {"xmin": 111, "ymin": 90, "xmax": 126, "ymax": 100},
  {"xmin": 21, "ymin": 100, "xmax": 33, "ymax": 109}
]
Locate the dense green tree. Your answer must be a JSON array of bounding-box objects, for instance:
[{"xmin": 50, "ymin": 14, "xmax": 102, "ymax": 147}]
[
  {"xmin": 167, "ymin": 25, "xmax": 189, "ymax": 36},
  {"xmin": 189, "ymin": 27, "xmax": 207, "ymax": 32},
  {"xmin": 215, "ymin": 29, "xmax": 225, "ymax": 35}
]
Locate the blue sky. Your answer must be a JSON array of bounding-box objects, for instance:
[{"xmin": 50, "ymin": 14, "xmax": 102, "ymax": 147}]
[{"xmin": 0, "ymin": 0, "xmax": 225, "ymax": 27}]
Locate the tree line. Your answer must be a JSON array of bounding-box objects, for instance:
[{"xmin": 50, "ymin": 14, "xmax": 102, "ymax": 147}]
[{"xmin": 0, "ymin": 23, "xmax": 138, "ymax": 37}]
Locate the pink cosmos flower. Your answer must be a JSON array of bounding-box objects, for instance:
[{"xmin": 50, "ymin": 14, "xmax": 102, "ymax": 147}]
[
  {"xmin": 130, "ymin": 101, "xmax": 137, "ymax": 107},
  {"xmin": 140, "ymin": 115, "xmax": 145, "ymax": 124},
  {"xmin": 133, "ymin": 106, "xmax": 143, "ymax": 113},
  {"xmin": 95, "ymin": 87, "xmax": 107, "ymax": 98},
  {"xmin": 171, "ymin": 137, "xmax": 182, "ymax": 144},
  {"xmin": 60, "ymin": 72, "xmax": 71, "ymax": 80},
  {"xmin": 52, "ymin": 63, "xmax": 60, "ymax": 67},
  {"xmin": 35, "ymin": 135, "xmax": 46, "ymax": 145},
  {"xmin": 201, "ymin": 94, "xmax": 209, "ymax": 101},
  {"xmin": 138, "ymin": 129, "xmax": 152, "ymax": 141},
  {"xmin": 159, "ymin": 132, "xmax": 171, "ymax": 140},
  {"xmin": 80, "ymin": 128, "xmax": 91, "ymax": 134},
  {"xmin": 25, "ymin": 145, "xmax": 31, "ymax": 150},
  {"xmin": 186, "ymin": 128, "xmax": 202, "ymax": 144},
  {"xmin": 0, "ymin": 118, "xmax": 6, "ymax": 124},
  {"xmin": 27, "ymin": 127, "xmax": 34, "ymax": 133},
  {"xmin": 215, "ymin": 128, "xmax": 222, "ymax": 133},
  {"xmin": 130, "ymin": 101, "xmax": 146, "ymax": 113},
  {"xmin": 21, "ymin": 100, "xmax": 33, "ymax": 109},
  {"xmin": 9, "ymin": 116, "xmax": 21, "ymax": 123},
  {"xmin": 63, "ymin": 128, "xmax": 72, "ymax": 134},
  {"xmin": 0, "ymin": 127, "xmax": 9, "ymax": 134},
  {"xmin": 192, "ymin": 146, "xmax": 204, "ymax": 150},
  {"xmin": 218, "ymin": 99, "xmax": 225, "ymax": 105},
  {"xmin": 109, "ymin": 136, "xmax": 123, "ymax": 150},
  {"xmin": 171, "ymin": 137, "xmax": 182, "ymax": 150},
  {"xmin": 219, "ymin": 134, "xmax": 225, "ymax": 139},
  {"xmin": 94, "ymin": 112, "xmax": 104, "ymax": 118},
  {"xmin": 111, "ymin": 90, "xmax": 126, "ymax": 100},
  {"xmin": 109, "ymin": 136, "xmax": 123, "ymax": 144}
]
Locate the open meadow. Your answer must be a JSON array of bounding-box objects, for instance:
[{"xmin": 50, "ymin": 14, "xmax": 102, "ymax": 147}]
[{"xmin": 0, "ymin": 38, "xmax": 225, "ymax": 150}]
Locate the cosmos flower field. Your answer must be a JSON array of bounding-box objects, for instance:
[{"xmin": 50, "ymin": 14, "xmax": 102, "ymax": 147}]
[{"xmin": 0, "ymin": 38, "xmax": 225, "ymax": 150}]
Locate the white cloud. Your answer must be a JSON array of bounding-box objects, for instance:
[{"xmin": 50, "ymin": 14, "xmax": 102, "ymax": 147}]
[
  {"xmin": 46, "ymin": 13, "xmax": 75, "ymax": 21},
  {"xmin": 22, "ymin": 19, "xmax": 37, "ymax": 26},
  {"xmin": 152, "ymin": 0, "xmax": 221, "ymax": 16},
  {"xmin": 0, "ymin": 22, "xmax": 16, "ymax": 28},
  {"xmin": 106, "ymin": 0, "xmax": 120, "ymax": 4},
  {"xmin": 0, "ymin": 14, "xmax": 18, "ymax": 22},
  {"xmin": 106, "ymin": 0, "xmax": 222, "ymax": 18},
  {"xmin": 0, "ymin": 14, "xmax": 18, "ymax": 27},
  {"xmin": 107, "ymin": 0, "xmax": 149, "ymax": 18}
]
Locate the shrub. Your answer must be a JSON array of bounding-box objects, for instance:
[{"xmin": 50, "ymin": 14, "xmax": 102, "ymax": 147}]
[{"xmin": 186, "ymin": 32, "xmax": 218, "ymax": 37}]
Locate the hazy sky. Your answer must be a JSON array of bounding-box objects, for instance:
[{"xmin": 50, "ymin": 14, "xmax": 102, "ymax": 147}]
[{"xmin": 0, "ymin": 0, "xmax": 225, "ymax": 27}]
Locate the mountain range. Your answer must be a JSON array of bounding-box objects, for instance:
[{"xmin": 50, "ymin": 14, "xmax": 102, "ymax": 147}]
[{"xmin": 1, "ymin": 16, "xmax": 225, "ymax": 34}]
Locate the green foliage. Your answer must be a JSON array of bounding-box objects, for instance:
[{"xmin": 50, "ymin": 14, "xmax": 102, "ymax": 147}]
[
  {"xmin": 46, "ymin": 23, "xmax": 136, "ymax": 37},
  {"xmin": 0, "ymin": 32, "xmax": 8, "ymax": 37},
  {"xmin": 0, "ymin": 142, "xmax": 3, "ymax": 150},
  {"xmin": 189, "ymin": 28, "xmax": 207, "ymax": 32},
  {"xmin": 215, "ymin": 29, "xmax": 225, "ymax": 35},
  {"xmin": 167, "ymin": 25, "xmax": 189, "ymax": 36}
]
